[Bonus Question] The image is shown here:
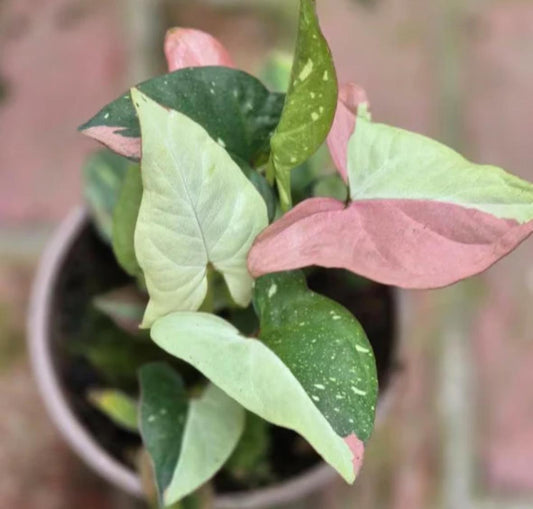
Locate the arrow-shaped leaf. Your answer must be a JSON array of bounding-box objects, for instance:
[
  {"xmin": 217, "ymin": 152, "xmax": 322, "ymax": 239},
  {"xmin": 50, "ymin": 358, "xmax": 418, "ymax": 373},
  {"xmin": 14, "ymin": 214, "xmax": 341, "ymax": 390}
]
[
  {"xmin": 131, "ymin": 89, "xmax": 268, "ymax": 327},
  {"xmin": 267, "ymin": 0, "xmax": 338, "ymax": 210},
  {"xmin": 139, "ymin": 363, "xmax": 244, "ymax": 506},
  {"xmin": 80, "ymin": 67, "xmax": 284, "ymax": 165},
  {"xmin": 249, "ymin": 114, "xmax": 533, "ymax": 288},
  {"xmin": 248, "ymin": 197, "xmax": 533, "ymax": 288}
]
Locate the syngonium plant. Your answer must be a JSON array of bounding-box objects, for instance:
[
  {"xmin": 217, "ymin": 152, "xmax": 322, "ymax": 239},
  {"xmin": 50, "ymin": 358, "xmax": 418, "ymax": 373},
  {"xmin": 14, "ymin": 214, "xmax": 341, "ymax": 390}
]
[{"xmin": 78, "ymin": 1, "xmax": 533, "ymax": 507}]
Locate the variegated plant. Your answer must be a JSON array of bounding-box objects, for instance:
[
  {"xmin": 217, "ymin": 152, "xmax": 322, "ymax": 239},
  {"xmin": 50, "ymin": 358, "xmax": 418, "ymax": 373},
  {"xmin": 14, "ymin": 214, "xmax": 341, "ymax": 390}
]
[{"xmin": 79, "ymin": 1, "xmax": 533, "ymax": 507}]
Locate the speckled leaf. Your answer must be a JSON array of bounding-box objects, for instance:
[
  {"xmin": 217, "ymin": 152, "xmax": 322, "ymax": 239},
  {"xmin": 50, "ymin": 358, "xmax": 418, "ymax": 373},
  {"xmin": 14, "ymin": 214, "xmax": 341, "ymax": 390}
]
[
  {"xmin": 88, "ymin": 389, "xmax": 138, "ymax": 432},
  {"xmin": 349, "ymin": 117, "xmax": 533, "ymax": 223},
  {"xmin": 164, "ymin": 384, "xmax": 245, "ymax": 506},
  {"xmin": 164, "ymin": 27, "xmax": 235, "ymax": 71},
  {"xmin": 139, "ymin": 364, "xmax": 244, "ymax": 506},
  {"xmin": 83, "ymin": 150, "xmax": 131, "ymax": 240},
  {"xmin": 139, "ymin": 363, "xmax": 188, "ymax": 503},
  {"xmin": 267, "ymin": 0, "xmax": 338, "ymax": 210},
  {"xmin": 80, "ymin": 67, "xmax": 284, "ymax": 164},
  {"xmin": 112, "ymin": 164, "xmax": 143, "ymax": 278},
  {"xmin": 254, "ymin": 271, "xmax": 377, "ymax": 442},
  {"xmin": 151, "ymin": 311, "xmax": 363, "ymax": 483},
  {"xmin": 132, "ymin": 89, "xmax": 268, "ymax": 327}
]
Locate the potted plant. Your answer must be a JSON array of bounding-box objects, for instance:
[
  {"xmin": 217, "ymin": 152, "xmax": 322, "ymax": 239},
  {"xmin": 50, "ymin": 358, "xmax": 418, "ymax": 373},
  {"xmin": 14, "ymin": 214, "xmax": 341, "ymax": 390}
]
[{"xmin": 28, "ymin": 1, "xmax": 533, "ymax": 507}]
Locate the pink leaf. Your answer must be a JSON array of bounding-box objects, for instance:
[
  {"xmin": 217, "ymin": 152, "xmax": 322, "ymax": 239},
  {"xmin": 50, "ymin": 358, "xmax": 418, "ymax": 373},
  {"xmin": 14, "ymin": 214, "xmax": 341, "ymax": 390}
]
[
  {"xmin": 248, "ymin": 197, "xmax": 533, "ymax": 289},
  {"xmin": 344, "ymin": 433, "xmax": 365, "ymax": 478},
  {"xmin": 164, "ymin": 28, "xmax": 235, "ymax": 72},
  {"xmin": 82, "ymin": 125, "xmax": 141, "ymax": 160},
  {"xmin": 326, "ymin": 83, "xmax": 369, "ymax": 182}
]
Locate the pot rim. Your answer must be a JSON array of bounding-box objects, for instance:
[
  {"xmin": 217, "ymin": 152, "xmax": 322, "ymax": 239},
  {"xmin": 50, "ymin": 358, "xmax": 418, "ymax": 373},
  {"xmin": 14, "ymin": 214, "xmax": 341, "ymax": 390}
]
[{"xmin": 27, "ymin": 207, "xmax": 402, "ymax": 509}]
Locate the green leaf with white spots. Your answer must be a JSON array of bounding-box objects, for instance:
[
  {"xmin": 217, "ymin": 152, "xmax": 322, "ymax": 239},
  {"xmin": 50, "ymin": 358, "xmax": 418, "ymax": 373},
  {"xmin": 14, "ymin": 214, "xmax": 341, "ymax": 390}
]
[
  {"xmin": 112, "ymin": 164, "xmax": 143, "ymax": 278},
  {"xmin": 348, "ymin": 117, "xmax": 533, "ymax": 223},
  {"xmin": 80, "ymin": 67, "xmax": 285, "ymax": 166},
  {"xmin": 254, "ymin": 271, "xmax": 377, "ymax": 442},
  {"xmin": 150, "ymin": 311, "xmax": 362, "ymax": 483},
  {"xmin": 139, "ymin": 363, "xmax": 244, "ymax": 506},
  {"xmin": 131, "ymin": 89, "xmax": 268, "ymax": 328},
  {"xmin": 88, "ymin": 389, "xmax": 139, "ymax": 432},
  {"xmin": 83, "ymin": 150, "xmax": 131, "ymax": 241},
  {"xmin": 267, "ymin": 0, "xmax": 338, "ymax": 210}
]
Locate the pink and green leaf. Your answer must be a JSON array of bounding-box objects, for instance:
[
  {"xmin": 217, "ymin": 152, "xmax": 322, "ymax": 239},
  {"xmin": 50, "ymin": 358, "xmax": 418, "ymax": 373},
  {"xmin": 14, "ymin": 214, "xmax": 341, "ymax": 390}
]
[
  {"xmin": 248, "ymin": 197, "xmax": 533, "ymax": 288},
  {"xmin": 326, "ymin": 83, "xmax": 369, "ymax": 182},
  {"xmin": 164, "ymin": 28, "xmax": 235, "ymax": 71},
  {"xmin": 348, "ymin": 117, "xmax": 533, "ymax": 223},
  {"xmin": 250, "ymin": 114, "xmax": 533, "ymax": 288}
]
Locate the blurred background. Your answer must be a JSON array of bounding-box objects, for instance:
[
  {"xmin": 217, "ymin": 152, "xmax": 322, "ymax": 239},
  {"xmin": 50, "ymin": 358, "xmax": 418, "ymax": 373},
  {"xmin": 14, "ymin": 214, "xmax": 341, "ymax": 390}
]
[{"xmin": 1, "ymin": 0, "xmax": 533, "ymax": 507}]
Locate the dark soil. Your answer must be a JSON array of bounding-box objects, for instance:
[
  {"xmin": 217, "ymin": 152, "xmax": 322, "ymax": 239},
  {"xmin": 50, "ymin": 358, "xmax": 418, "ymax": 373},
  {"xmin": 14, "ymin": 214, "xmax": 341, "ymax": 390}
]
[{"xmin": 50, "ymin": 219, "xmax": 397, "ymax": 495}]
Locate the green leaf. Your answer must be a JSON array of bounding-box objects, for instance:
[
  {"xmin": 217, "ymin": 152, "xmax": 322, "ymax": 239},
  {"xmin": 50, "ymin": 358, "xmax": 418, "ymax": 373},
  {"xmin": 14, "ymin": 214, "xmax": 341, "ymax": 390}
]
[
  {"xmin": 112, "ymin": 164, "xmax": 144, "ymax": 278},
  {"xmin": 267, "ymin": 0, "xmax": 338, "ymax": 210},
  {"xmin": 83, "ymin": 150, "xmax": 131, "ymax": 240},
  {"xmin": 88, "ymin": 389, "xmax": 138, "ymax": 432},
  {"xmin": 164, "ymin": 384, "xmax": 245, "ymax": 506},
  {"xmin": 80, "ymin": 66, "xmax": 285, "ymax": 165},
  {"xmin": 131, "ymin": 89, "xmax": 268, "ymax": 328},
  {"xmin": 349, "ymin": 117, "xmax": 533, "ymax": 223},
  {"xmin": 139, "ymin": 363, "xmax": 244, "ymax": 506},
  {"xmin": 150, "ymin": 312, "xmax": 357, "ymax": 483},
  {"xmin": 254, "ymin": 271, "xmax": 377, "ymax": 442}
]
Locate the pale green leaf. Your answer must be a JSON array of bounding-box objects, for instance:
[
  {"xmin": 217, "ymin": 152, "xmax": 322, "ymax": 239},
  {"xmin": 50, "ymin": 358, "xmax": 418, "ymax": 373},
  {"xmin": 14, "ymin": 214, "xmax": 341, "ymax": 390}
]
[
  {"xmin": 150, "ymin": 312, "xmax": 355, "ymax": 483},
  {"xmin": 131, "ymin": 89, "xmax": 268, "ymax": 328},
  {"xmin": 112, "ymin": 164, "xmax": 143, "ymax": 277},
  {"xmin": 88, "ymin": 389, "xmax": 138, "ymax": 432},
  {"xmin": 267, "ymin": 0, "xmax": 338, "ymax": 210},
  {"xmin": 164, "ymin": 384, "xmax": 245, "ymax": 506},
  {"xmin": 348, "ymin": 117, "xmax": 533, "ymax": 223}
]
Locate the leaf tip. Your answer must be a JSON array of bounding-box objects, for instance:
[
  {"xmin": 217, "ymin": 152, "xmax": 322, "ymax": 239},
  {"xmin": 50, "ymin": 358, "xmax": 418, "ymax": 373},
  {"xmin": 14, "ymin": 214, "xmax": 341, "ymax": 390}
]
[{"xmin": 344, "ymin": 433, "xmax": 365, "ymax": 481}]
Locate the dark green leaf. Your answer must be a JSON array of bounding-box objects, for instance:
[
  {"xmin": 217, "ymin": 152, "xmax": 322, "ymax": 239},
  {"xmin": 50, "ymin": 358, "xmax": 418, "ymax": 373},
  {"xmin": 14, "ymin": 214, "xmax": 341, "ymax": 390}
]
[
  {"xmin": 254, "ymin": 271, "xmax": 377, "ymax": 441},
  {"xmin": 267, "ymin": 0, "xmax": 338, "ymax": 210},
  {"xmin": 80, "ymin": 67, "xmax": 285, "ymax": 165},
  {"xmin": 139, "ymin": 363, "xmax": 188, "ymax": 502}
]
